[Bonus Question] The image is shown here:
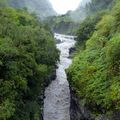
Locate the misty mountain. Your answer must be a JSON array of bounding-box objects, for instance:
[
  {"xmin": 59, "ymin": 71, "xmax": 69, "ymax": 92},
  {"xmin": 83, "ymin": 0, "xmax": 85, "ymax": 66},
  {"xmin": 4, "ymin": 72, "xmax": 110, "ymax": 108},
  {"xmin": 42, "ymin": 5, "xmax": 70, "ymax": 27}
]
[
  {"xmin": 63, "ymin": 0, "xmax": 91, "ymax": 22},
  {"xmin": 44, "ymin": 0, "xmax": 91, "ymax": 34},
  {"xmin": 0, "ymin": 0, "xmax": 56, "ymax": 19},
  {"xmin": 79, "ymin": 0, "xmax": 91, "ymax": 7},
  {"xmin": 69, "ymin": 0, "xmax": 114, "ymax": 22},
  {"xmin": 86, "ymin": 0, "xmax": 114, "ymax": 14},
  {"xmin": 24, "ymin": 0, "xmax": 56, "ymax": 19},
  {"xmin": 45, "ymin": 0, "xmax": 114, "ymax": 35},
  {"xmin": 8, "ymin": 0, "xmax": 25, "ymax": 8}
]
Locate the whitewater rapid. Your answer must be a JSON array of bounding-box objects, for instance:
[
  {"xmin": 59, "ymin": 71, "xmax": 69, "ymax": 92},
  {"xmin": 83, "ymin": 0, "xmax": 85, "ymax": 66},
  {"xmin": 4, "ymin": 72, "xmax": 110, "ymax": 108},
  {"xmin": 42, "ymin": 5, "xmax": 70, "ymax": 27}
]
[{"xmin": 43, "ymin": 33, "xmax": 76, "ymax": 120}]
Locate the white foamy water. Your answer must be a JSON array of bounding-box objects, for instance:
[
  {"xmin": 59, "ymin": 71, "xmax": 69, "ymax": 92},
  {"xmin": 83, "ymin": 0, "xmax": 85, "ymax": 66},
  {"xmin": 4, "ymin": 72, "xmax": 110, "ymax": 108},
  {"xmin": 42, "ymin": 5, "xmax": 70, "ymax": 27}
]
[{"xmin": 43, "ymin": 33, "xmax": 76, "ymax": 120}]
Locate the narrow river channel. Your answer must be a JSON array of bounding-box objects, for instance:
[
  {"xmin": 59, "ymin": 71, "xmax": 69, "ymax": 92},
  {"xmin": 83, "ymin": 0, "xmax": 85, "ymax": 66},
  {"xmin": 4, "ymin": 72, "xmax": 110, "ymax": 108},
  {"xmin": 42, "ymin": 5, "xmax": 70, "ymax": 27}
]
[{"xmin": 44, "ymin": 33, "xmax": 76, "ymax": 120}]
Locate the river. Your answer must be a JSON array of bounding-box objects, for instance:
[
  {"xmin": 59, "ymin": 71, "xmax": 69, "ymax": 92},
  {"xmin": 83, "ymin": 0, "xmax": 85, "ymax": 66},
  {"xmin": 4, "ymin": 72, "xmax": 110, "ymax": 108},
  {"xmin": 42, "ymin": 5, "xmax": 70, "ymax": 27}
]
[{"xmin": 43, "ymin": 33, "xmax": 76, "ymax": 120}]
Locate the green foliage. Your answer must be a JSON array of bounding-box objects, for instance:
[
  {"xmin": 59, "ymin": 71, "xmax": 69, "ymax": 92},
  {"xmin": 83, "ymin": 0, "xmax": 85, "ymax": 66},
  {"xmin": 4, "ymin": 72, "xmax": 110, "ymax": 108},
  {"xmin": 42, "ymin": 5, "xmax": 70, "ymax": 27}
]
[
  {"xmin": 45, "ymin": 14, "xmax": 79, "ymax": 35},
  {"xmin": 76, "ymin": 12, "xmax": 106, "ymax": 49},
  {"xmin": 0, "ymin": 7, "xmax": 59, "ymax": 120},
  {"xmin": 68, "ymin": 0, "xmax": 120, "ymax": 115},
  {"xmin": 96, "ymin": 14, "xmax": 115, "ymax": 37}
]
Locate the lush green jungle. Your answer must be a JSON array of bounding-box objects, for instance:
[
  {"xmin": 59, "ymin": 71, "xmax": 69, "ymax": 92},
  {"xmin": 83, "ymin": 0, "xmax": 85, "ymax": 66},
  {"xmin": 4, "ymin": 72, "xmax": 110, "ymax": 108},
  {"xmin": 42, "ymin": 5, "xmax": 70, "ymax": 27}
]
[
  {"xmin": 0, "ymin": 1, "xmax": 59, "ymax": 120},
  {"xmin": 67, "ymin": 0, "xmax": 120, "ymax": 118},
  {"xmin": 0, "ymin": 0, "xmax": 120, "ymax": 119}
]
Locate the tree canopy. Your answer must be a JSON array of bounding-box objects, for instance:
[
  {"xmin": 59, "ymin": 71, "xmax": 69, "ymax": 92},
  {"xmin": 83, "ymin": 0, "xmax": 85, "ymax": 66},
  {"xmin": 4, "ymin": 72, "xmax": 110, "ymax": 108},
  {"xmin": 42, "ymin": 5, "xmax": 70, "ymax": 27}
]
[
  {"xmin": 0, "ymin": 7, "xmax": 59, "ymax": 120},
  {"xmin": 67, "ymin": 0, "xmax": 120, "ymax": 117}
]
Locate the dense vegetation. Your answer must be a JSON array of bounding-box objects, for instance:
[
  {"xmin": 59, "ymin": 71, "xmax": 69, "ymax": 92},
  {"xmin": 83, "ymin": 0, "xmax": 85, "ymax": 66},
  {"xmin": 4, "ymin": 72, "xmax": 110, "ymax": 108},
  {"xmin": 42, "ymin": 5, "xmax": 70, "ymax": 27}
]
[
  {"xmin": 76, "ymin": 11, "xmax": 106, "ymax": 50},
  {"xmin": 0, "ymin": 7, "xmax": 58, "ymax": 120},
  {"xmin": 67, "ymin": 0, "xmax": 120, "ymax": 118},
  {"xmin": 1, "ymin": 0, "xmax": 120, "ymax": 119},
  {"xmin": 45, "ymin": 13, "xmax": 79, "ymax": 35}
]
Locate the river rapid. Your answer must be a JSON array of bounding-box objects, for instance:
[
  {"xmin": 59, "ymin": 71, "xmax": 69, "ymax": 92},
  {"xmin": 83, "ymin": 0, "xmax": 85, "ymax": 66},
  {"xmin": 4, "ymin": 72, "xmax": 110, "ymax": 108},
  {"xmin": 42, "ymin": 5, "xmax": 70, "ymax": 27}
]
[{"xmin": 43, "ymin": 33, "xmax": 76, "ymax": 120}]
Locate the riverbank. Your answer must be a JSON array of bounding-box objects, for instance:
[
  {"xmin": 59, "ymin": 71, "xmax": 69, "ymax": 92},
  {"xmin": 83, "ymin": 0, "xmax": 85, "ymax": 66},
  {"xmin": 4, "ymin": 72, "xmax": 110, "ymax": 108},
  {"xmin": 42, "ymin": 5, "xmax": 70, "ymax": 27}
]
[{"xmin": 40, "ymin": 68, "xmax": 57, "ymax": 120}]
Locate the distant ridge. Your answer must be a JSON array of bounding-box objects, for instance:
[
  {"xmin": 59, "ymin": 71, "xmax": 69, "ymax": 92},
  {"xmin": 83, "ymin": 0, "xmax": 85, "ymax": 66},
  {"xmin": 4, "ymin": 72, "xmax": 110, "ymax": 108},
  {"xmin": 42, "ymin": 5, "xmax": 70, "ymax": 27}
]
[{"xmin": 2, "ymin": 0, "xmax": 56, "ymax": 19}]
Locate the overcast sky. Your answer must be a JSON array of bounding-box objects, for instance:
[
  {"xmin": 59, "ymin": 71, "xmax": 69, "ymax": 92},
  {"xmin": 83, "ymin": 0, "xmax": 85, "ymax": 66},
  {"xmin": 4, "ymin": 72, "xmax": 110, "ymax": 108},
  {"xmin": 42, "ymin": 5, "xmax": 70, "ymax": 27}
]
[{"xmin": 49, "ymin": 0, "xmax": 83, "ymax": 14}]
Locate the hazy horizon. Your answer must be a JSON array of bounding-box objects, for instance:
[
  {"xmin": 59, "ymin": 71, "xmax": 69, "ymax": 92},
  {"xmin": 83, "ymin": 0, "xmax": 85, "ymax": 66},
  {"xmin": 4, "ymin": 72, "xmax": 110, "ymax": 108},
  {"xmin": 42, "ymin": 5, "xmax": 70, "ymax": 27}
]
[{"xmin": 49, "ymin": 0, "xmax": 83, "ymax": 14}]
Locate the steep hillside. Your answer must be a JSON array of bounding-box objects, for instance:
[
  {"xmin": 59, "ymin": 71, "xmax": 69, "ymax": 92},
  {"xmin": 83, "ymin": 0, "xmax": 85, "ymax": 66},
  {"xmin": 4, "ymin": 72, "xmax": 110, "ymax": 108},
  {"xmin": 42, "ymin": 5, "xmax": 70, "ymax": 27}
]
[
  {"xmin": 67, "ymin": 0, "xmax": 120, "ymax": 119},
  {"xmin": 86, "ymin": 0, "xmax": 114, "ymax": 14},
  {"xmin": 25, "ymin": 0, "xmax": 56, "ymax": 19},
  {"xmin": 45, "ymin": 14, "xmax": 79, "ymax": 35},
  {"xmin": 70, "ymin": 0, "xmax": 114, "ymax": 22},
  {"xmin": 0, "ymin": 0, "xmax": 56, "ymax": 19},
  {"xmin": 0, "ymin": 6, "xmax": 58, "ymax": 120},
  {"xmin": 69, "ymin": 0, "xmax": 91, "ymax": 22}
]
